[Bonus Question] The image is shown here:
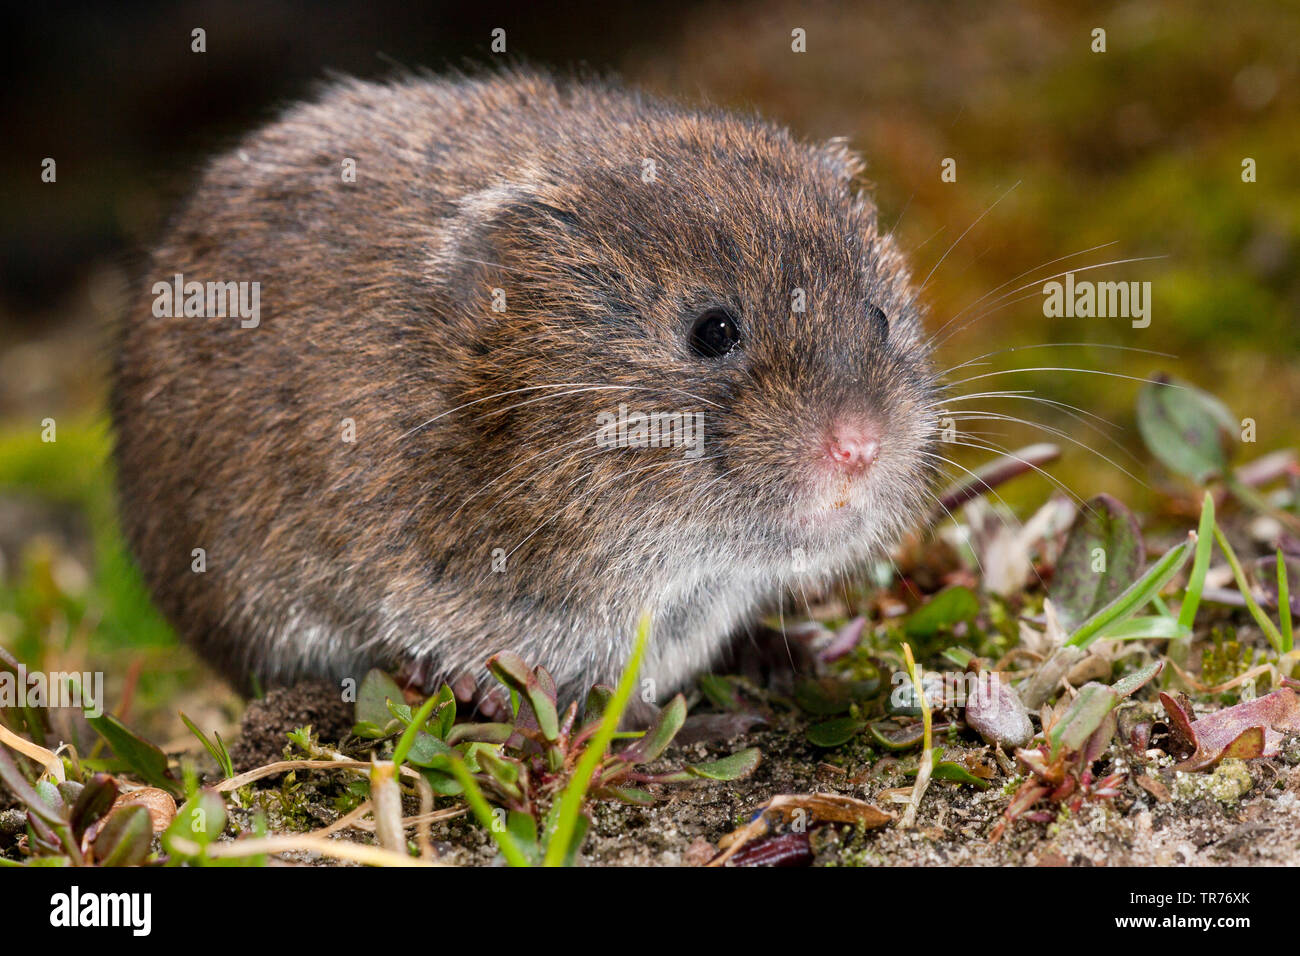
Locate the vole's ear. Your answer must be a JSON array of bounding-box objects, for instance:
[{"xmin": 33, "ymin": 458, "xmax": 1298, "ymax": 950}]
[{"xmin": 429, "ymin": 183, "xmax": 583, "ymax": 315}]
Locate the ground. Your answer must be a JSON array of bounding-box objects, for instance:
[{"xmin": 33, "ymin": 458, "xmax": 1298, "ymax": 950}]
[{"xmin": 208, "ymin": 677, "xmax": 1300, "ymax": 867}]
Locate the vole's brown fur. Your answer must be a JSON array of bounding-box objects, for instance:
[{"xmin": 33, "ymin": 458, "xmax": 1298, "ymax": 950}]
[{"xmin": 112, "ymin": 69, "xmax": 937, "ymax": 707}]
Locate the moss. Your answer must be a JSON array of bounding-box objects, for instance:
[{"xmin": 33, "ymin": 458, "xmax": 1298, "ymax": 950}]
[{"xmin": 1173, "ymin": 759, "xmax": 1254, "ymax": 804}]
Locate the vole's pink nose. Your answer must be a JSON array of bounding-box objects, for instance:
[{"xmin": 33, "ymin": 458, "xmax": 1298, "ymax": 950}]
[{"xmin": 824, "ymin": 421, "xmax": 880, "ymax": 476}]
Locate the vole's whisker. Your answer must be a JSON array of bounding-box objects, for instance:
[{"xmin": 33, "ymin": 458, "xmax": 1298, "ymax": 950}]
[
  {"xmin": 934, "ymin": 341, "xmax": 1175, "ymax": 380},
  {"xmin": 884, "ymin": 191, "xmax": 916, "ymax": 245},
  {"xmin": 401, "ymin": 382, "xmax": 722, "ymax": 440},
  {"xmin": 929, "ymin": 392, "xmax": 1135, "ymax": 466},
  {"xmin": 912, "ymin": 450, "xmax": 1052, "ymax": 590},
  {"xmin": 936, "ymin": 437, "xmax": 1091, "ymax": 512},
  {"xmin": 943, "ymin": 410, "xmax": 1148, "ymax": 487},
  {"xmin": 942, "ymin": 366, "xmax": 1172, "ymax": 390},
  {"xmin": 928, "ymin": 240, "xmax": 1119, "ymax": 341},
  {"xmin": 940, "ymin": 389, "xmax": 1102, "ymax": 417},
  {"xmin": 915, "ymin": 180, "xmax": 1021, "ymax": 295},
  {"xmin": 906, "ymin": 224, "xmax": 948, "ymax": 257},
  {"xmin": 443, "ymin": 427, "xmax": 608, "ymax": 519},
  {"xmin": 504, "ymin": 454, "xmax": 726, "ymax": 561},
  {"xmin": 933, "ymin": 253, "xmax": 1169, "ymax": 348}
]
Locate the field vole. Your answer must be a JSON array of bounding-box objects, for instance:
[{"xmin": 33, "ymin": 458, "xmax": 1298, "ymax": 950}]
[{"xmin": 112, "ymin": 69, "xmax": 937, "ymax": 709}]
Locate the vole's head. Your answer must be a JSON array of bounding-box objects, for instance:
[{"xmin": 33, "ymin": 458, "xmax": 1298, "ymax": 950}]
[{"xmin": 436, "ymin": 101, "xmax": 937, "ymax": 579}]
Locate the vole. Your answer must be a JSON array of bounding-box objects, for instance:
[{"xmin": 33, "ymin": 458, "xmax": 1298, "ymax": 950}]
[{"xmin": 112, "ymin": 69, "xmax": 937, "ymax": 712}]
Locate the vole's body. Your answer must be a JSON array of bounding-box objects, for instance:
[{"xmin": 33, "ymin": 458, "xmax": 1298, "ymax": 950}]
[{"xmin": 113, "ymin": 70, "xmax": 936, "ymax": 706}]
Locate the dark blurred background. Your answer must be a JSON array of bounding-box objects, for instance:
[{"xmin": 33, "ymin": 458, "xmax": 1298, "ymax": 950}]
[{"xmin": 1, "ymin": 0, "xmax": 1296, "ymax": 736}]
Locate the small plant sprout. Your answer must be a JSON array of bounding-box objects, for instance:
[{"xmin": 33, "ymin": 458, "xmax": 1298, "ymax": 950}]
[
  {"xmin": 1278, "ymin": 549, "xmax": 1294, "ymax": 652},
  {"xmin": 1213, "ymin": 525, "xmax": 1288, "ymax": 655},
  {"xmin": 899, "ymin": 641, "xmax": 932, "ymax": 828},
  {"xmin": 542, "ymin": 614, "xmax": 651, "ymax": 866},
  {"xmin": 1065, "ymin": 537, "xmax": 1193, "ymax": 648},
  {"xmin": 1176, "ymin": 491, "xmax": 1216, "ymax": 630},
  {"xmin": 180, "ymin": 712, "xmax": 234, "ymax": 779},
  {"xmin": 350, "ymin": 615, "xmax": 759, "ymax": 866}
]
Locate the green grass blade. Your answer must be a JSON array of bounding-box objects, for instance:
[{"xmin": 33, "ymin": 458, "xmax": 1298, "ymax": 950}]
[
  {"xmin": 179, "ymin": 712, "xmax": 234, "ymax": 779},
  {"xmin": 1066, "ymin": 539, "xmax": 1193, "ymax": 649},
  {"xmin": 1279, "ymin": 549, "xmax": 1293, "ymax": 653},
  {"xmin": 1094, "ymin": 615, "xmax": 1191, "ymax": 641},
  {"xmin": 447, "ymin": 757, "xmax": 531, "ymax": 867},
  {"xmin": 543, "ymin": 614, "xmax": 651, "ymax": 867},
  {"xmin": 391, "ymin": 693, "xmax": 442, "ymax": 773},
  {"xmin": 1177, "ymin": 491, "xmax": 1216, "ymax": 630},
  {"xmin": 1212, "ymin": 527, "xmax": 1286, "ymax": 654}
]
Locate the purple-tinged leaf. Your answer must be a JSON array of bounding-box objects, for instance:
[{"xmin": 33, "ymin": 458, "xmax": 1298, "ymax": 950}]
[
  {"xmin": 488, "ymin": 653, "xmax": 559, "ymax": 742},
  {"xmin": 1053, "ymin": 494, "xmax": 1144, "ymax": 632},
  {"xmin": 69, "ymin": 773, "xmax": 119, "ymax": 840},
  {"xmin": 729, "ymin": 832, "xmax": 814, "ymax": 867},
  {"xmin": 93, "ymin": 805, "xmax": 153, "ymax": 867}
]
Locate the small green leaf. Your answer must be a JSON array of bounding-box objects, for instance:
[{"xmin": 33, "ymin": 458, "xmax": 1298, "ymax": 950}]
[
  {"xmin": 1213, "ymin": 526, "xmax": 1287, "ymax": 654},
  {"xmin": 86, "ymin": 712, "xmax": 179, "ymax": 796},
  {"xmin": 929, "ymin": 761, "xmax": 990, "ymax": 790},
  {"xmin": 488, "ymin": 653, "xmax": 559, "ymax": 743},
  {"xmin": 593, "ymin": 786, "xmax": 656, "ymax": 806},
  {"xmin": 162, "ymin": 789, "xmax": 227, "ymax": 859},
  {"xmin": 903, "ymin": 586, "xmax": 979, "ymax": 639},
  {"xmin": 420, "ymin": 769, "xmax": 464, "ymax": 796},
  {"xmin": 1094, "ymin": 616, "xmax": 1191, "ymax": 641},
  {"xmin": 1049, "ymin": 660, "xmax": 1162, "ymax": 759},
  {"xmin": 942, "ymin": 646, "xmax": 976, "ymax": 669},
  {"xmin": 391, "ymin": 693, "xmax": 443, "ymax": 772},
  {"xmin": 622, "ymin": 695, "xmax": 686, "ymax": 764},
  {"xmin": 685, "ymin": 746, "xmax": 762, "ymax": 781},
  {"xmin": 806, "ymin": 717, "xmax": 866, "ymax": 748},
  {"xmin": 430, "ymin": 685, "xmax": 457, "ymax": 740},
  {"xmin": 1137, "ymin": 377, "xmax": 1235, "ymax": 483},
  {"xmin": 354, "ymin": 669, "xmax": 405, "ymax": 731},
  {"xmin": 583, "ymin": 685, "xmax": 614, "ymax": 724},
  {"xmin": 697, "ymin": 673, "xmax": 744, "ymax": 711},
  {"xmin": 445, "ymin": 722, "xmax": 514, "ymax": 746},
  {"xmin": 869, "ymin": 719, "xmax": 929, "ymax": 750},
  {"xmin": 1109, "ymin": 659, "xmax": 1164, "ymax": 699},
  {"xmin": 34, "ymin": 779, "xmax": 65, "ymax": 818},
  {"xmin": 477, "ymin": 749, "xmax": 521, "ymax": 785},
  {"xmin": 400, "ymin": 730, "xmax": 456, "ymax": 770},
  {"xmin": 1048, "ymin": 683, "xmax": 1117, "ymax": 758},
  {"xmin": 1177, "ymin": 492, "xmax": 1216, "ymax": 629},
  {"xmin": 506, "ymin": 811, "xmax": 541, "ymax": 863},
  {"xmin": 350, "ymin": 720, "xmax": 390, "ymax": 739}
]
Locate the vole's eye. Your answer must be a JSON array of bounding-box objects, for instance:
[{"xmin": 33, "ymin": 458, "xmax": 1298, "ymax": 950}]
[
  {"xmin": 689, "ymin": 308, "xmax": 741, "ymax": 358},
  {"xmin": 868, "ymin": 304, "xmax": 889, "ymax": 337}
]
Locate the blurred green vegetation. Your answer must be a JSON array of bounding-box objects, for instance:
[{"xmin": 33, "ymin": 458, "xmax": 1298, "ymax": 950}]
[{"xmin": 0, "ymin": 421, "xmax": 190, "ymax": 723}]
